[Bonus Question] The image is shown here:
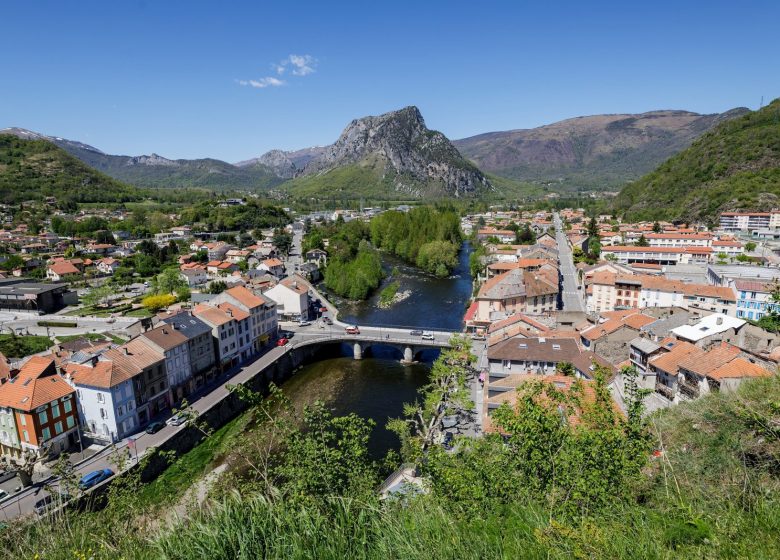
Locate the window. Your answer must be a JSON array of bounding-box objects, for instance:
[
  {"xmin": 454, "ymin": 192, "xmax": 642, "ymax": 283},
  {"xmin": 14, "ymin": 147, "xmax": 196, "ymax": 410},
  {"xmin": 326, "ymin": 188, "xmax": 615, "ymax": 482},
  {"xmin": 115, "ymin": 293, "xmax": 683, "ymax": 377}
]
[
  {"xmin": 52, "ymin": 403, "xmax": 60, "ymax": 418},
  {"xmin": 38, "ymin": 410, "xmax": 48, "ymax": 424},
  {"xmin": 55, "ymin": 421, "xmax": 63, "ymax": 435},
  {"xmin": 23, "ymin": 430, "xmax": 29, "ymax": 442},
  {"xmin": 42, "ymin": 427, "xmax": 51, "ymax": 441},
  {"xmin": 100, "ymin": 408, "xmax": 107, "ymax": 419},
  {"xmin": 63, "ymin": 399, "xmax": 72, "ymax": 413},
  {"xmin": 66, "ymin": 416, "xmax": 75, "ymax": 429},
  {"xmin": 97, "ymin": 393, "xmax": 105, "ymax": 404},
  {"xmin": 20, "ymin": 415, "xmax": 26, "ymax": 426}
]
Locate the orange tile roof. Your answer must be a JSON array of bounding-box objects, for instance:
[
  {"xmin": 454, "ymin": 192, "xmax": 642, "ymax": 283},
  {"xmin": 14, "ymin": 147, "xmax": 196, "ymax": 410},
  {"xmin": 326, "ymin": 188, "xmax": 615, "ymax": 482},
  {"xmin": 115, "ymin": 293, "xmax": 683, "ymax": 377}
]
[
  {"xmin": 224, "ymin": 285, "xmax": 267, "ymax": 309},
  {"xmin": 104, "ymin": 338, "xmax": 164, "ymax": 378},
  {"xmin": 0, "ymin": 357, "xmax": 74, "ymax": 411},
  {"xmin": 65, "ymin": 360, "xmax": 133, "ymax": 389},
  {"xmin": 708, "ymin": 358, "xmax": 772, "ymax": 380},
  {"xmin": 48, "ymin": 261, "xmax": 80, "ymax": 275},
  {"xmin": 217, "ymin": 302, "xmax": 250, "ymax": 321},
  {"xmin": 678, "ymin": 345, "xmax": 740, "ymax": 376},
  {"xmin": 263, "ymin": 258, "xmax": 284, "ymax": 267},
  {"xmin": 649, "ymin": 342, "xmax": 701, "ymax": 375},
  {"xmin": 193, "ymin": 303, "xmax": 233, "ymax": 327}
]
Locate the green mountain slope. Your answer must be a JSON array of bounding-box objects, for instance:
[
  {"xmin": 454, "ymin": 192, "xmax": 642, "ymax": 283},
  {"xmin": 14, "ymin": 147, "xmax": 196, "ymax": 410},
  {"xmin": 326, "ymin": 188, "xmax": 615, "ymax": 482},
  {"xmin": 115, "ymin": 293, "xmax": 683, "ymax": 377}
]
[
  {"xmin": 614, "ymin": 99, "xmax": 780, "ymax": 222},
  {"xmin": 0, "ymin": 134, "xmax": 145, "ymax": 205}
]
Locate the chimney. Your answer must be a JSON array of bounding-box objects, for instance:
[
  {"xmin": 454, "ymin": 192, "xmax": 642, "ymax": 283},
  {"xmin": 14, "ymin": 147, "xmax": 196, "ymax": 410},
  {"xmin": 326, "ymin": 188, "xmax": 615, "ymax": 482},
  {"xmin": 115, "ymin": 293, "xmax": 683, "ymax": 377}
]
[
  {"xmin": 226, "ymin": 309, "xmax": 233, "ymax": 317},
  {"xmin": 716, "ymin": 316, "xmax": 724, "ymax": 326},
  {"xmin": 91, "ymin": 356, "xmax": 98, "ymax": 366},
  {"xmin": 171, "ymin": 323, "xmax": 178, "ymax": 330},
  {"xmin": 123, "ymin": 347, "xmax": 129, "ymax": 355},
  {"xmin": 292, "ymin": 281, "xmax": 297, "ymax": 289},
  {"xmin": 162, "ymin": 328, "xmax": 168, "ymax": 335}
]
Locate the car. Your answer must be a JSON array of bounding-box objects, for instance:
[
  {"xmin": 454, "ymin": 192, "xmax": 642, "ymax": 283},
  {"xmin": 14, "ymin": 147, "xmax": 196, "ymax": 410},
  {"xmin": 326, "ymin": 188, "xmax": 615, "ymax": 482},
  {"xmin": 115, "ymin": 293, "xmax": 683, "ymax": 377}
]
[
  {"xmin": 78, "ymin": 469, "xmax": 114, "ymax": 491},
  {"xmin": 167, "ymin": 413, "xmax": 186, "ymax": 427},
  {"xmin": 409, "ymin": 330, "xmax": 423, "ymax": 336},
  {"xmin": 298, "ymin": 320, "xmax": 311, "ymax": 327},
  {"xmin": 470, "ymin": 333, "xmax": 486, "ymax": 341},
  {"xmin": 0, "ymin": 489, "xmax": 8, "ymax": 502},
  {"xmin": 277, "ymin": 337, "xmax": 289, "ymax": 346},
  {"xmin": 421, "ymin": 332, "xmax": 435, "ymax": 341},
  {"xmin": 319, "ymin": 306, "xmax": 328, "ymax": 313},
  {"xmin": 345, "ymin": 326, "xmax": 360, "ymax": 335},
  {"xmin": 145, "ymin": 421, "xmax": 165, "ymax": 434},
  {"xmin": 322, "ymin": 317, "xmax": 333, "ymax": 325},
  {"xmin": 34, "ymin": 492, "xmax": 71, "ymax": 516}
]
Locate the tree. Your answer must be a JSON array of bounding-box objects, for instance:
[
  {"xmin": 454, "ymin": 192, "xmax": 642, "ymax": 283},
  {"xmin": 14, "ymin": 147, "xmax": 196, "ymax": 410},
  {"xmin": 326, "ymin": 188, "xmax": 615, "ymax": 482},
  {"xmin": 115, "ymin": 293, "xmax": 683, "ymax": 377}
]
[
  {"xmin": 95, "ymin": 230, "xmax": 116, "ymax": 245},
  {"xmin": 587, "ymin": 217, "xmax": 599, "ymax": 238},
  {"xmin": 745, "ymin": 241, "xmax": 757, "ymax": 252},
  {"xmin": 154, "ymin": 268, "xmax": 187, "ymax": 295},
  {"xmin": 652, "ymin": 221, "xmax": 662, "ymax": 233},
  {"xmin": 635, "ymin": 234, "xmax": 650, "ymax": 247},
  {"xmin": 206, "ymin": 280, "xmax": 228, "ymax": 294},
  {"xmin": 556, "ymin": 362, "xmax": 575, "ymax": 376},
  {"xmin": 389, "ymin": 335, "xmax": 475, "ymax": 460},
  {"xmin": 142, "ymin": 293, "xmax": 176, "ymax": 312},
  {"xmin": 81, "ymin": 283, "xmax": 114, "ymax": 308},
  {"xmin": 716, "ymin": 252, "xmax": 729, "ymax": 264},
  {"xmin": 516, "ymin": 223, "xmax": 536, "ymax": 244},
  {"xmin": 273, "ymin": 229, "xmax": 293, "ymax": 256}
]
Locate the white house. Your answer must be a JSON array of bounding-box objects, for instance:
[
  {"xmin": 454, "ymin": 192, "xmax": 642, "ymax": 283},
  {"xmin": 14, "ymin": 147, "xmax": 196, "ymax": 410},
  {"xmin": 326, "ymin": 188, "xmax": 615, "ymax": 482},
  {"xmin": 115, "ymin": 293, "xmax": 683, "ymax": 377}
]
[
  {"xmin": 96, "ymin": 257, "xmax": 120, "ymax": 275},
  {"xmin": 264, "ymin": 275, "xmax": 311, "ymax": 321},
  {"xmin": 212, "ymin": 286, "xmax": 278, "ymax": 350},
  {"xmin": 194, "ymin": 302, "xmax": 253, "ymax": 370},
  {"xmin": 65, "ymin": 359, "xmax": 139, "ymax": 443},
  {"xmin": 180, "ymin": 267, "xmax": 208, "ymax": 287}
]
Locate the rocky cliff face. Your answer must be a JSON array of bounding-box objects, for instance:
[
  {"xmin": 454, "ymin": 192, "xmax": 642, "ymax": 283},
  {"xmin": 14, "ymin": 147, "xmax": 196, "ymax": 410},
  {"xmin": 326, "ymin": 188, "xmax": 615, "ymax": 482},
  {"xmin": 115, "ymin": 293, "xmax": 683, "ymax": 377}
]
[
  {"xmin": 236, "ymin": 149, "xmax": 297, "ymax": 178},
  {"xmin": 298, "ymin": 106, "xmax": 492, "ymax": 197}
]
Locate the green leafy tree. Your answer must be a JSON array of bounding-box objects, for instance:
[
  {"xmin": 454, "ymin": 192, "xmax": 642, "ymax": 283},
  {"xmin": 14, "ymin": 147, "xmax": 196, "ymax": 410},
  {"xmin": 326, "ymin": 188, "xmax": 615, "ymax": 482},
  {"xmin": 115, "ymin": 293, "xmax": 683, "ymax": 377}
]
[
  {"xmin": 273, "ymin": 229, "xmax": 293, "ymax": 256},
  {"xmin": 745, "ymin": 241, "xmax": 757, "ymax": 252},
  {"xmin": 635, "ymin": 234, "xmax": 650, "ymax": 247},
  {"xmin": 652, "ymin": 221, "xmax": 662, "ymax": 233}
]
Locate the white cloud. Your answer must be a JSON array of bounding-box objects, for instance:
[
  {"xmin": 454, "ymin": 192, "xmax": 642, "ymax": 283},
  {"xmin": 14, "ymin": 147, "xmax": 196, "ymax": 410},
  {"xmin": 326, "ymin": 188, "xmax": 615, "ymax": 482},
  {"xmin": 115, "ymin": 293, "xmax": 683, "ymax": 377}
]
[
  {"xmin": 237, "ymin": 77, "xmax": 286, "ymax": 89},
  {"xmin": 238, "ymin": 54, "xmax": 316, "ymax": 90}
]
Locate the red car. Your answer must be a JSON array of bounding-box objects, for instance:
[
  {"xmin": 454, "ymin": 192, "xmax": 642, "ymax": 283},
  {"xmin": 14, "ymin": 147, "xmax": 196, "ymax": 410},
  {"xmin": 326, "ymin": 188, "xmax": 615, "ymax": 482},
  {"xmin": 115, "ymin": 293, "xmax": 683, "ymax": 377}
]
[
  {"xmin": 276, "ymin": 338, "xmax": 289, "ymax": 347},
  {"xmin": 345, "ymin": 326, "xmax": 360, "ymax": 335}
]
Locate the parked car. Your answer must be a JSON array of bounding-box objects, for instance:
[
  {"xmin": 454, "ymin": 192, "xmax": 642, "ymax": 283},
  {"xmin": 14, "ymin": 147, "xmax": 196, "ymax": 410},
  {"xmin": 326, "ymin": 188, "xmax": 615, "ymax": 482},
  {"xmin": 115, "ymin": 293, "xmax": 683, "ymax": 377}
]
[
  {"xmin": 34, "ymin": 492, "xmax": 71, "ymax": 516},
  {"xmin": 421, "ymin": 332, "xmax": 435, "ymax": 341},
  {"xmin": 277, "ymin": 337, "xmax": 289, "ymax": 347},
  {"xmin": 298, "ymin": 320, "xmax": 311, "ymax": 327},
  {"xmin": 319, "ymin": 306, "xmax": 328, "ymax": 313},
  {"xmin": 167, "ymin": 413, "xmax": 186, "ymax": 427},
  {"xmin": 409, "ymin": 329, "xmax": 423, "ymax": 336},
  {"xmin": 145, "ymin": 421, "xmax": 165, "ymax": 434},
  {"xmin": 0, "ymin": 489, "xmax": 8, "ymax": 502},
  {"xmin": 470, "ymin": 333, "xmax": 486, "ymax": 341},
  {"xmin": 345, "ymin": 326, "xmax": 360, "ymax": 335},
  {"xmin": 322, "ymin": 317, "xmax": 333, "ymax": 325},
  {"xmin": 79, "ymin": 469, "xmax": 114, "ymax": 491}
]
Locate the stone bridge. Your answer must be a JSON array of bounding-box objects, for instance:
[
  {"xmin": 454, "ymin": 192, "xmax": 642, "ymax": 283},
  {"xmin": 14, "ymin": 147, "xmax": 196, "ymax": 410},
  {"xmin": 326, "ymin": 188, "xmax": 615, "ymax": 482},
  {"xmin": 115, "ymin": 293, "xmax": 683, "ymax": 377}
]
[{"xmin": 283, "ymin": 324, "xmax": 456, "ymax": 362}]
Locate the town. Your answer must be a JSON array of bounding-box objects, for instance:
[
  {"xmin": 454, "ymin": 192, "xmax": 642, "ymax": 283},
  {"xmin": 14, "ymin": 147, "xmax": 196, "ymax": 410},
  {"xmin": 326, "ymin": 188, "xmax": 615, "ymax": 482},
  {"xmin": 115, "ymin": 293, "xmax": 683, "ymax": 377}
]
[{"xmin": 0, "ymin": 198, "xmax": 778, "ymax": 520}]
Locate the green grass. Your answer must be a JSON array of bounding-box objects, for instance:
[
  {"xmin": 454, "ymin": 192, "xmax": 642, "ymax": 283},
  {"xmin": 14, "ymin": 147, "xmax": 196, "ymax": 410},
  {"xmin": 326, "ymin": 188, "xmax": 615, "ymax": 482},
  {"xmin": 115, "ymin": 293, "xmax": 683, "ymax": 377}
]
[
  {"xmin": 378, "ymin": 280, "xmax": 400, "ymax": 307},
  {"xmin": 55, "ymin": 333, "xmax": 110, "ymax": 343},
  {"xmin": 0, "ymin": 334, "xmax": 52, "ymax": 358},
  {"xmin": 125, "ymin": 307, "xmax": 153, "ymax": 318}
]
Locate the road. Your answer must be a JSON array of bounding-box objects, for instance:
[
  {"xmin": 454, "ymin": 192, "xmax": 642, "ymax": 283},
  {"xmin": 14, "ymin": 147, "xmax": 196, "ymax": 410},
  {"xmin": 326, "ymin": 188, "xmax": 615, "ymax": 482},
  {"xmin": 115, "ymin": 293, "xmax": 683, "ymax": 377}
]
[
  {"xmin": 0, "ymin": 313, "xmax": 454, "ymax": 520},
  {"xmin": 553, "ymin": 212, "xmax": 586, "ymax": 313},
  {"xmin": 0, "ymin": 311, "xmax": 139, "ymax": 338}
]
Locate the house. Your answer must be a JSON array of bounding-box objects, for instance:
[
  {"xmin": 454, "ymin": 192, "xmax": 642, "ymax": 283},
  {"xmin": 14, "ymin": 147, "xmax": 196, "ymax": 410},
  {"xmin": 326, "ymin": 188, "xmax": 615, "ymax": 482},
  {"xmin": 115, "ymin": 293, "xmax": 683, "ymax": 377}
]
[
  {"xmin": 579, "ymin": 310, "xmax": 657, "ymax": 364},
  {"xmin": 259, "ymin": 258, "xmax": 285, "ymax": 277},
  {"xmin": 180, "ymin": 267, "xmax": 208, "ymax": 287},
  {"xmin": 305, "ymin": 249, "xmax": 327, "ymax": 266},
  {"xmin": 734, "ymin": 279, "xmax": 779, "ymax": 320},
  {"xmin": 670, "ymin": 313, "xmax": 746, "ymax": 347},
  {"xmin": 207, "ymin": 260, "xmax": 239, "ymax": 275},
  {"xmin": 212, "ymin": 285, "xmax": 278, "ymax": 351},
  {"xmin": 205, "ymin": 242, "xmax": 232, "ymax": 261},
  {"xmin": 628, "ymin": 336, "xmax": 667, "ymax": 388},
  {"xmin": 158, "ymin": 311, "xmax": 216, "ymax": 389},
  {"xmin": 194, "ymin": 302, "xmax": 253, "ymax": 371},
  {"xmin": 96, "ymin": 257, "xmax": 120, "ymax": 275},
  {"xmin": 649, "ymin": 339, "xmax": 770, "ymax": 402},
  {"xmin": 46, "ymin": 260, "xmax": 81, "ymax": 282},
  {"xmin": 104, "ymin": 339, "xmax": 168, "ymax": 427},
  {"xmin": 600, "ymin": 245, "xmax": 713, "ymax": 266},
  {"xmin": 64, "ymin": 359, "xmax": 139, "ymax": 443},
  {"xmin": 140, "ymin": 324, "xmax": 194, "ymax": 404},
  {"xmin": 486, "ymin": 337, "xmax": 613, "ymax": 380},
  {"xmin": 225, "ymin": 249, "xmax": 251, "ymax": 264},
  {"xmin": 0, "ymin": 357, "xmax": 79, "ymax": 458},
  {"xmin": 264, "ymin": 275, "xmax": 312, "ymax": 321},
  {"xmin": 473, "ymin": 268, "xmax": 558, "ymax": 325}
]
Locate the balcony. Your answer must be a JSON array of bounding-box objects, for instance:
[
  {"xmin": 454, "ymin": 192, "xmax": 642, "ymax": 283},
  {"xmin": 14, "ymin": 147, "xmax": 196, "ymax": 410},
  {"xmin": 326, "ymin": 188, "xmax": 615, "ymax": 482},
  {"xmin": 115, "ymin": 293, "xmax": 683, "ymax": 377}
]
[
  {"xmin": 655, "ymin": 383, "xmax": 675, "ymax": 400},
  {"xmin": 678, "ymin": 381, "xmax": 699, "ymax": 400}
]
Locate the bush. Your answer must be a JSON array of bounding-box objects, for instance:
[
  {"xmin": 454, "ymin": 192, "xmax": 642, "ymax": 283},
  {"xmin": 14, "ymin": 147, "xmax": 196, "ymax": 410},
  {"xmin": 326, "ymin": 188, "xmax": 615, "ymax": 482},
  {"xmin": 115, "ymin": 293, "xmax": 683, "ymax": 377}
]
[
  {"xmin": 37, "ymin": 321, "xmax": 78, "ymax": 328},
  {"xmin": 142, "ymin": 293, "xmax": 177, "ymax": 312}
]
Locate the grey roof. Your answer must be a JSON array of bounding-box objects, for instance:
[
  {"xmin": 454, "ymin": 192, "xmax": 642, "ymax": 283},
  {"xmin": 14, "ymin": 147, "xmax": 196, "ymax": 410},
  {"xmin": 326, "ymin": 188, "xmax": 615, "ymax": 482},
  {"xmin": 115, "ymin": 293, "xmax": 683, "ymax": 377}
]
[
  {"xmin": 629, "ymin": 337, "xmax": 661, "ymax": 354},
  {"xmin": 160, "ymin": 311, "xmax": 212, "ymax": 339},
  {"xmin": 0, "ymin": 278, "xmax": 68, "ymax": 296}
]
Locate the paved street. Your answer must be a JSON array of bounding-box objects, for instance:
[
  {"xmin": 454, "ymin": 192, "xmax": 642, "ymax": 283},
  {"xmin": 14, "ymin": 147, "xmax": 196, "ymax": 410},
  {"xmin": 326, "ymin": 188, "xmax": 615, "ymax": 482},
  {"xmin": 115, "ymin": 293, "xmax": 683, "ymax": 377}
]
[
  {"xmin": 553, "ymin": 212, "xmax": 586, "ymax": 313},
  {"xmin": 0, "ymin": 311, "xmax": 138, "ymax": 339}
]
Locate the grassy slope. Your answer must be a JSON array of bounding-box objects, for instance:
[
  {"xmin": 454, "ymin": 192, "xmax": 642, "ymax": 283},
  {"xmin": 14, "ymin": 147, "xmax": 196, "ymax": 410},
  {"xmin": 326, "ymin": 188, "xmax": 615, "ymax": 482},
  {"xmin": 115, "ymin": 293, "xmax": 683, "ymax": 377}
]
[
  {"xmin": 614, "ymin": 99, "xmax": 780, "ymax": 222},
  {"xmin": 0, "ymin": 134, "xmax": 146, "ymax": 204}
]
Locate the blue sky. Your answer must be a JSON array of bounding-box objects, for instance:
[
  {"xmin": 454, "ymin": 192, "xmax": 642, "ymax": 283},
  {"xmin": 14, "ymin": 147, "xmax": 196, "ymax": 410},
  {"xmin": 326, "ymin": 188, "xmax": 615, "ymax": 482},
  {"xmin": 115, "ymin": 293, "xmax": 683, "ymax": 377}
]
[{"xmin": 2, "ymin": 0, "xmax": 779, "ymax": 161}]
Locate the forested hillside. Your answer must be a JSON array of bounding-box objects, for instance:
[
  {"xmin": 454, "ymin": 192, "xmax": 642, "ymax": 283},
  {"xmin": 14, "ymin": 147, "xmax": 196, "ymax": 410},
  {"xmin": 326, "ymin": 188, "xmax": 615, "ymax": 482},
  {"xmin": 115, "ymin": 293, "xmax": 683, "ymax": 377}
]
[{"xmin": 614, "ymin": 99, "xmax": 780, "ymax": 222}]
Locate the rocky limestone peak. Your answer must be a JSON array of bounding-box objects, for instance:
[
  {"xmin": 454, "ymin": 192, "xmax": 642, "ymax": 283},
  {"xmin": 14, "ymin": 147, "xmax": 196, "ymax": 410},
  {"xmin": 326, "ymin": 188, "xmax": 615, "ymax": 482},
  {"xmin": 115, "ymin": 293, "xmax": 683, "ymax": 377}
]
[
  {"xmin": 127, "ymin": 153, "xmax": 178, "ymax": 167},
  {"xmin": 300, "ymin": 106, "xmax": 491, "ymax": 197},
  {"xmin": 255, "ymin": 149, "xmax": 297, "ymax": 179}
]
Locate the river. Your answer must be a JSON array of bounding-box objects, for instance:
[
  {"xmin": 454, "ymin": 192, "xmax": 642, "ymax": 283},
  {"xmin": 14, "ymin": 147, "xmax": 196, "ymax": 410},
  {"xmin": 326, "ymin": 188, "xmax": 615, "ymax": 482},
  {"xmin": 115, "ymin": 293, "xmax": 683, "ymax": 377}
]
[{"xmin": 281, "ymin": 242, "xmax": 473, "ymax": 457}]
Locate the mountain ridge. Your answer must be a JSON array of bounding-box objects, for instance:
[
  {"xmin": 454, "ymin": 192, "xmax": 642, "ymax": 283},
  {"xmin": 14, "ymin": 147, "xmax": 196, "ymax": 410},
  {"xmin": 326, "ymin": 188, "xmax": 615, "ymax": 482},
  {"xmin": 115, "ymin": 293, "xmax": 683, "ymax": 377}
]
[{"xmin": 453, "ymin": 107, "xmax": 750, "ymax": 189}]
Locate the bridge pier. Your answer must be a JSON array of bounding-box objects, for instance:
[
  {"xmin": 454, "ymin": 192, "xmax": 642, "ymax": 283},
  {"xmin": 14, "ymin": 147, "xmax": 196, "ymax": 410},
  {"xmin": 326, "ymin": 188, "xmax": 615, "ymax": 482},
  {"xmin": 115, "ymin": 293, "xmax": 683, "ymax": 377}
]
[
  {"xmin": 402, "ymin": 345, "xmax": 414, "ymax": 364},
  {"xmin": 353, "ymin": 342, "xmax": 363, "ymax": 360}
]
